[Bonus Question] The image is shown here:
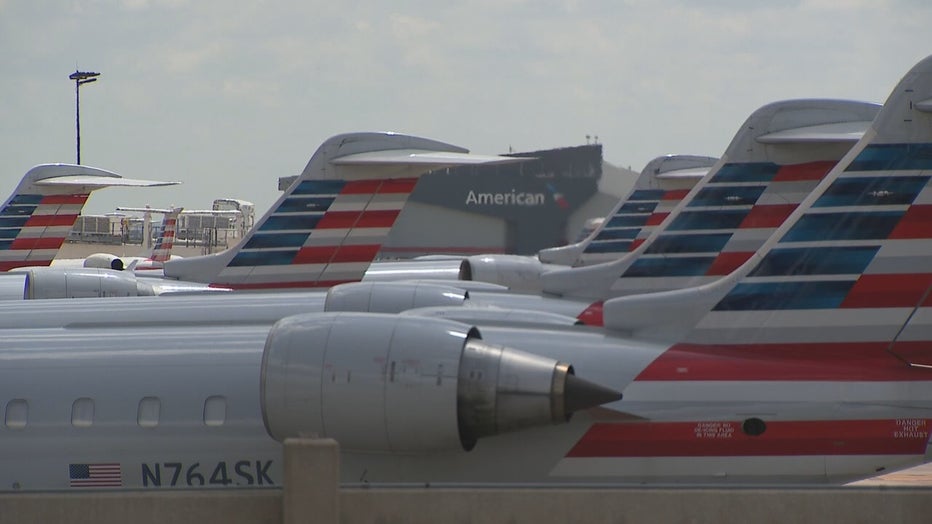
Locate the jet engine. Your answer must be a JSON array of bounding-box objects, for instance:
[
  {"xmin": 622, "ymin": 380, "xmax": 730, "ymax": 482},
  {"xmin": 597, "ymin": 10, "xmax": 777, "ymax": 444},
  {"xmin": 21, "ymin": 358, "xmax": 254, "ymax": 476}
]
[
  {"xmin": 459, "ymin": 255, "xmax": 546, "ymax": 292},
  {"xmin": 324, "ymin": 281, "xmax": 468, "ymax": 313},
  {"xmin": 83, "ymin": 253, "xmax": 126, "ymax": 271},
  {"xmin": 260, "ymin": 313, "xmax": 620, "ymax": 453},
  {"xmin": 0, "ymin": 267, "xmax": 156, "ymax": 299}
]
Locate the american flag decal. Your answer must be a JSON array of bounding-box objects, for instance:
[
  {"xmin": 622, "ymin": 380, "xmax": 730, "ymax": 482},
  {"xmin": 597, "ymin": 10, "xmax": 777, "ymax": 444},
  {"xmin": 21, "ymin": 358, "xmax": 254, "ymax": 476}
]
[{"xmin": 69, "ymin": 463, "xmax": 122, "ymax": 488}]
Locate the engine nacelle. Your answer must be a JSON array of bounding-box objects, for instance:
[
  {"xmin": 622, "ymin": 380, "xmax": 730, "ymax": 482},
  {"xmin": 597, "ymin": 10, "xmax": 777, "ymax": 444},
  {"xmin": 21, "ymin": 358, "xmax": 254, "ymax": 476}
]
[
  {"xmin": 324, "ymin": 281, "xmax": 468, "ymax": 313},
  {"xmin": 83, "ymin": 253, "xmax": 126, "ymax": 271},
  {"xmin": 460, "ymin": 255, "xmax": 546, "ymax": 293},
  {"xmin": 260, "ymin": 313, "xmax": 620, "ymax": 453},
  {"xmin": 15, "ymin": 267, "xmax": 156, "ymax": 299}
]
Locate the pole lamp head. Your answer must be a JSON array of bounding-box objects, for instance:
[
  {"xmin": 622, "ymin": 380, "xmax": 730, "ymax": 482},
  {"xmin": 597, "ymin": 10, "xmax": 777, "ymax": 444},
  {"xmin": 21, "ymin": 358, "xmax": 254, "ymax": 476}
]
[{"xmin": 69, "ymin": 70, "xmax": 100, "ymax": 85}]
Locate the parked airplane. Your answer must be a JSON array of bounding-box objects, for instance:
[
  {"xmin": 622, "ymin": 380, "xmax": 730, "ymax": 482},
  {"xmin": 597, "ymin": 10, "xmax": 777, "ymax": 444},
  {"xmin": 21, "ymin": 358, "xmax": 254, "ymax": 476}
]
[
  {"xmin": 52, "ymin": 206, "xmax": 184, "ymax": 271},
  {"xmin": 1, "ymin": 54, "xmax": 931, "ymax": 489},
  {"xmin": 112, "ymin": 206, "xmax": 182, "ymax": 271},
  {"xmin": 0, "ymin": 164, "xmax": 176, "ymax": 272}
]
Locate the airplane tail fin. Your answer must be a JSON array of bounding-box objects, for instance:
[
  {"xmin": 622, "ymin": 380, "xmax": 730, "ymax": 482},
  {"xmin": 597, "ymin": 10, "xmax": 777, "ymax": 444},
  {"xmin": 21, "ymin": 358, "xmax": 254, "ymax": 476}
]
[
  {"xmin": 0, "ymin": 165, "xmax": 177, "ymax": 271},
  {"xmin": 148, "ymin": 207, "xmax": 182, "ymax": 263},
  {"xmin": 541, "ymin": 99, "xmax": 881, "ymax": 300},
  {"xmin": 162, "ymin": 132, "xmax": 526, "ymax": 290},
  {"xmin": 539, "ymin": 155, "xmax": 715, "ymax": 266},
  {"xmin": 608, "ymin": 54, "xmax": 932, "ymax": 372}
]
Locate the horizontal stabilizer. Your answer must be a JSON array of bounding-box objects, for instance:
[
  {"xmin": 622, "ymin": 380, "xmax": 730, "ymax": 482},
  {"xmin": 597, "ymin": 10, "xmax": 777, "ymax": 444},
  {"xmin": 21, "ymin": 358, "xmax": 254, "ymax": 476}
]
[
  {"xmin": 116, "ymin": 206, "xmax": 183, "ymax": 214},
  {"xmin": 172, "ymin": 209, "xmax": 242, "ymax": 215},
  {"xmin": 654, "ymin": 166, "xmax": 714, "ymax": 179},
  {"xmin": 35, "ymin": 175, "xmax": 179, "ymax": 188},
  {"xmin": 755, "ymin": 120, "xmax": 872, "ymax": 144},
  {"xmin": 331, "ymin": 150, "xmax": 529, "ymax": 167}
]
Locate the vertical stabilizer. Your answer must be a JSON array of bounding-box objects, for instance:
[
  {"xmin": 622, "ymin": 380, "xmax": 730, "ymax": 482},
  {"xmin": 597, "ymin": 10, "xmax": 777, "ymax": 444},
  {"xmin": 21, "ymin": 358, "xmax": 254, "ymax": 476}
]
[{"xmin": 148, "ymin": 207, "xmax": 182, "ymax": 263}]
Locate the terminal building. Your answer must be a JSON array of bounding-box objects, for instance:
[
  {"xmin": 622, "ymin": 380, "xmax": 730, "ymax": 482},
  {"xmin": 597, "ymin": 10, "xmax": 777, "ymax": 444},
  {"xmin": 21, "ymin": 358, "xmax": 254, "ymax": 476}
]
[{"xmin": 383, "ymin": 144, "xmax": 639, "ymax": 257}]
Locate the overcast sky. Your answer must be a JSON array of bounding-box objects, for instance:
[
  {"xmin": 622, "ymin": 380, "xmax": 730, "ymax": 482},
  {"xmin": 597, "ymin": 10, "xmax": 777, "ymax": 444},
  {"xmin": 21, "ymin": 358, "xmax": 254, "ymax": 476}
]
[{"xmin": 1, "ymin": 0, "xmax": 930, "ymax": 216}]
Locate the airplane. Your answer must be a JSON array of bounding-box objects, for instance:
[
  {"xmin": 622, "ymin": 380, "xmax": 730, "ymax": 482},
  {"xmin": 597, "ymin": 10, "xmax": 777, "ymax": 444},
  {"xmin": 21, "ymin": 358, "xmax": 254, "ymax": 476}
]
[
  {"xmin": 52, "ymin": 206, "xmax": 184, "ymax": 271},
  {"xmin": 0, "ymin": 164, "xmax": 177, "ymax": 272},
  {"xmin": 129, "ymin": 207, "xmax": 184, "ymax": 271},
  {"xmin": 1, "ymin": 53, "xmax": 931, "ymax": 490}
]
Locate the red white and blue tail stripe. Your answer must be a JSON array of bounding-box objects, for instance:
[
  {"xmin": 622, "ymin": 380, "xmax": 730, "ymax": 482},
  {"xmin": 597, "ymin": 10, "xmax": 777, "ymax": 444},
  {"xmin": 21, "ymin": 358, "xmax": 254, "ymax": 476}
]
[
  {"xmin": 215, "ymin": 177, "xmax": 417, "ymax": 289},
  {"xmin": 148, "ymin": 207, "xmax": 181, "ymax": 264},
  {"xmin": 579, "ymin": 156, "xmax": 715, "ymax": 265},
  {"xmin": 0, "ymin": 192, "xmax": 88, "ymax": 271}
]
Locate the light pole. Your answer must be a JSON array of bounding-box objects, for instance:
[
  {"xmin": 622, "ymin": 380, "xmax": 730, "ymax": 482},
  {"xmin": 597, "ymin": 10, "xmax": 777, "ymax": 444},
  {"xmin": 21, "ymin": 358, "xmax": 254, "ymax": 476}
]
[{"xmin": 69, "ymin": 70, "xmax": 100, "ymax": 164}]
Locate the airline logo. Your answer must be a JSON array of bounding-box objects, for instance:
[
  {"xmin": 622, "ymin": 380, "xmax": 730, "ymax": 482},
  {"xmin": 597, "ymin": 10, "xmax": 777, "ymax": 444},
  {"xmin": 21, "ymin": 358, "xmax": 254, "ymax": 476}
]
[
  {"xmin": 150, "ymin": 215, "xmax": 177, "ymax": 263},
  {"xmin": 464, "ymin": 189, "xmax": 547, "ymax": 206},
  {"xmin": 0, "ymin": 193, "xmax": 88, "ymax": 271},
  {"xmin": 215, "ymin": 178, "xmax": 417, "ymax": 289},
  {"xmin": 547, "ymin": 183, "xmax": 570, "ymax": 209}
]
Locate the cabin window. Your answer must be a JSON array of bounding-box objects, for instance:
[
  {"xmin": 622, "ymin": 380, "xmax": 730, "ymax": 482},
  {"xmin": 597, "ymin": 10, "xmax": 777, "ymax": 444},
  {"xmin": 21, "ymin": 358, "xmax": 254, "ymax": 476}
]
[
  {"xmin": 203, "ymin": 396, "xmax": 226, "ymax": 427},
  {"xmin": 137, "ymin": 397, "xmax": 161, "ymax": 428},
  {"xmin": 4, "ymin": 399, "xmax": 27, "ymax": 429},
  {"xmin": 71, "ymin": 397, "xmax": 95, "ymax": 428}
]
